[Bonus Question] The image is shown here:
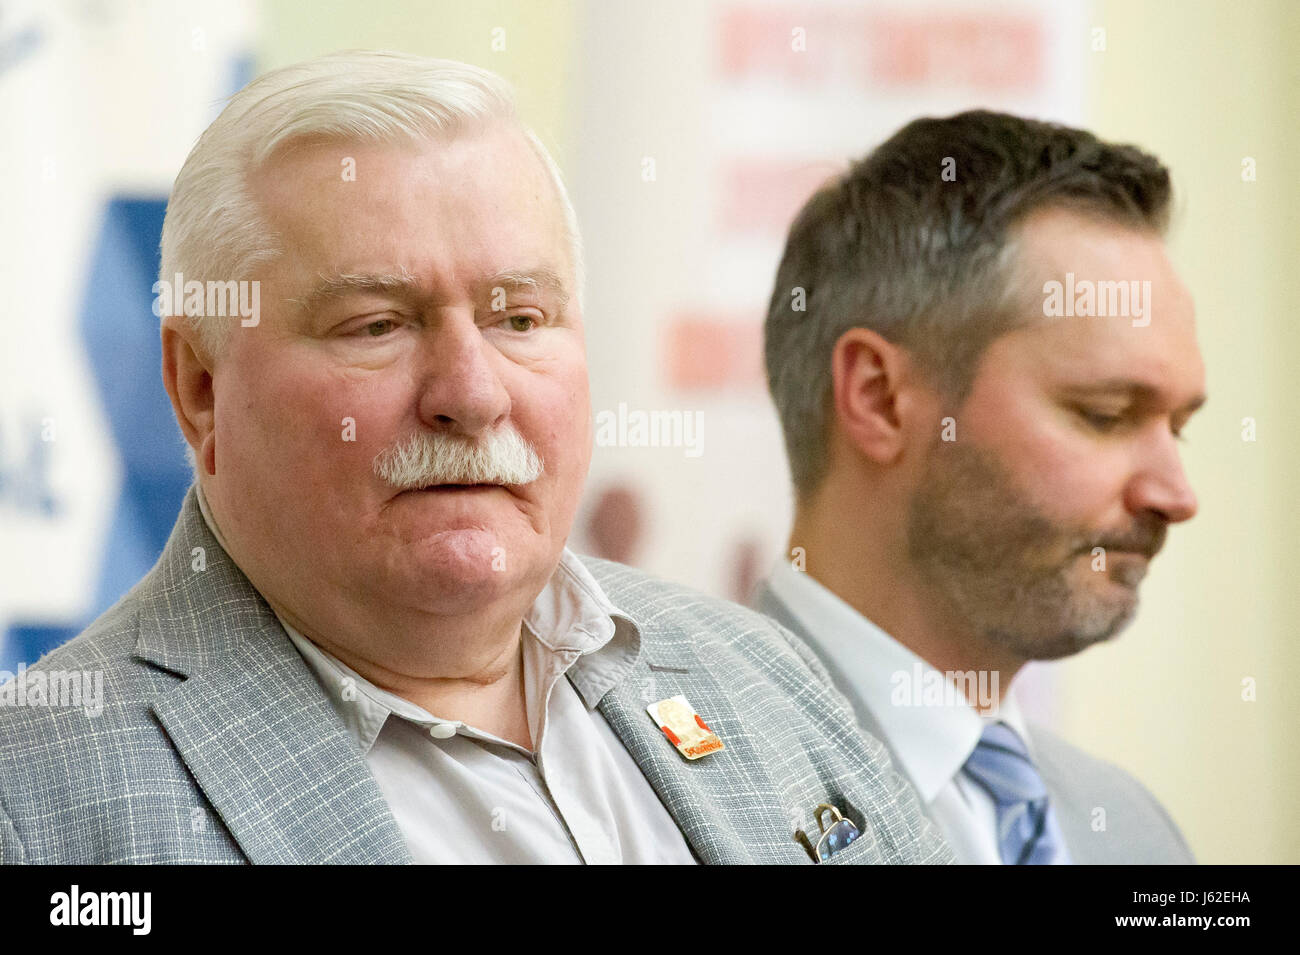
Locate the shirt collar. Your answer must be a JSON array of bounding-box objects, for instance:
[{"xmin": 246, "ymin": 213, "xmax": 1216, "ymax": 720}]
[
  {"xmin": 279, "ymin": 621, "xmax": 402, "ymax": 754},
  {"xmin": 540, "ymin": 553, "xmax": 641, "ymax": 707},
  {"xmin": 767, "ymin": 558, "xmax": 1031, "ymax": 803},
  {"xmin": 193, "ymin": 480, "xmax": 640, "ymax": 752},
  {"xmin": 195, "ymin": 480, "xmax": 233, "ymax": 555}
]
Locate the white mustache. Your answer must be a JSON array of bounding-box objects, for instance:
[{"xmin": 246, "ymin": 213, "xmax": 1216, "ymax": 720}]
[{"xmin": 372, "ymin": 426, "xmax": 543, "ymax": 491}]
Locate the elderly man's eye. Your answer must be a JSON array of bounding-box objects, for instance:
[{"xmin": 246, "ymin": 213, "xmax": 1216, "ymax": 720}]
[
  {"xmin": 503, "ymin": 314, "xmax": 538, "ymax": 332},
  {"xmin": 361, "ymin": 319, "xmax": 397, "ymax": 337}
]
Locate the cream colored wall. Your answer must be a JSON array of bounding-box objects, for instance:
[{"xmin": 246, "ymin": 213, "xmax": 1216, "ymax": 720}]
[
  {"xmin": 1060, "ymin": 0, "xmax": 1300, "ymax": 863},
  {"xmin": 259, "ymin": 0, "xmax": 578, "ymax": 172}
]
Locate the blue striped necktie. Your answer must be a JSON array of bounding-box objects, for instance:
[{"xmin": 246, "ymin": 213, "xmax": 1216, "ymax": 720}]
[{"xmin": 962, "ymin": 722, "xmax": 1071, "ymax": 865}]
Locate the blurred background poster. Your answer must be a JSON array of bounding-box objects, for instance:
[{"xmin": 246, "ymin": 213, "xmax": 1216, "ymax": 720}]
[
  {"xmin": 0, "ymin": 0, "xmax": 255, "ymax": 667},
  {"xmin": 1, "ymin": 0, "xmax": 1296, "ymax": 863}
]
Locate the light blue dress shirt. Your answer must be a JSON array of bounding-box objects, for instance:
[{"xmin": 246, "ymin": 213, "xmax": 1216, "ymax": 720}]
[{"xmin": 766, "ymin": 559, "xmax": 1070, "ymax": 864}]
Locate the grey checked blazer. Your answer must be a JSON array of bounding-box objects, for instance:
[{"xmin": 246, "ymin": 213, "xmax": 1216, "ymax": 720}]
[
  {"xmin": 0, "ymin": 486, "xmax": 953, "ymax": 865},
  {"xmin": 753, "ymin": 583, "xmax": 1195, "ymax": 864}
]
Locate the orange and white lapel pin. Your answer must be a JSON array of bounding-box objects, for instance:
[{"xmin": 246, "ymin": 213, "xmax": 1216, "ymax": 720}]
[{"xmin": 646, "ymin": 695, "xmax": 724, "ymax": 760}]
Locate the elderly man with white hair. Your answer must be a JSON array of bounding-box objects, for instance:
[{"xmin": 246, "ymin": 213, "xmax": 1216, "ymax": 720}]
[{"xmin": 0, "ymin": 51, "xmax": 949, "ymax": 865}]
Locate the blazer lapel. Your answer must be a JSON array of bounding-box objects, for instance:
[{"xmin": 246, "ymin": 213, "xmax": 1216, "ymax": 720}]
[
  {"xmin": 1025, "ymin": 724, "xmax": 1101, "ymax": 864},
  {"xmin": 592, "ymin": 628, "xmax": 808, "ymax": 865},
  {"xmin": 135, "ymin": 486, "xmax": 412, "ymax": 864},
  {"xmin": 149, "ymin": 633, "xmax": 412, "ymax": 864}
]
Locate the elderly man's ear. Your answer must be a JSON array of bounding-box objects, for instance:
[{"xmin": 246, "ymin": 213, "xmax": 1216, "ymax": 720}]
[
  {"xmin": 161, "ymin": 318, "xmax": 218, "ymax": 476},
  {"xmin": 829, "ymin": 327, "xmax": 936, "ymax": 467}
]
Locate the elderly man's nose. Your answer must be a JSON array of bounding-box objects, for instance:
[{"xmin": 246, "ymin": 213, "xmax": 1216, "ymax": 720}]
[{"xmin": 416, "ymin": 320, "xmax": 511, "ymax": 434}]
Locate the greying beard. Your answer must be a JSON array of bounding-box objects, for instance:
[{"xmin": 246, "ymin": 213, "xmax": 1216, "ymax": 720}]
[{"xmin": 906, "ymin": 438, "xmax": 1163, "ymax": 661}]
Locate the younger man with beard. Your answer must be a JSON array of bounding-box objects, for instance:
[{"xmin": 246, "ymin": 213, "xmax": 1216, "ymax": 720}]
[{"xmin": 755, "ymin": 111, "xmax": 1203, "ymax": 864}]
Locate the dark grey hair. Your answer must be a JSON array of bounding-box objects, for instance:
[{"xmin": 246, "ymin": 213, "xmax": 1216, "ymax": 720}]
[{"xmin": 763, "ymin": 109, "xmax": 1172, "ymax": 499}]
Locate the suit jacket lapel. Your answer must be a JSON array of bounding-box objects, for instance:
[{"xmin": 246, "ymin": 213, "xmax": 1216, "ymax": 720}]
[
  {"xmin": 148, "ymin": 632, "xmax": 412, "ymax": 864},
  {"xmin": 135, "ymin": 486, "xmax": 412, "ymax": 864},
  {"xmin": 591, "ymin": 626, "xmax": 805, "ymax": 865},
  {"xmin": 1025, "ymin": 724, "xmax": 1098, "ymax": 864}
]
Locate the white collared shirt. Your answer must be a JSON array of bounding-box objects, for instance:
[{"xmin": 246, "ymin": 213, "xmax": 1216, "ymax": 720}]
[
  {"xmin": 196, "ymin": 483, "xmax": 697, "ymax": 864},
  {"xmin": 767, "ymin": 559, "xmax": 1069, "ymax": 865}
]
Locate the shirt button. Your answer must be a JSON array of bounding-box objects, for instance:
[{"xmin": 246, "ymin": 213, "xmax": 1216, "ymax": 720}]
[{"xmin": 428, "ymin": 723, "xmax": 457, "ymax": 740}]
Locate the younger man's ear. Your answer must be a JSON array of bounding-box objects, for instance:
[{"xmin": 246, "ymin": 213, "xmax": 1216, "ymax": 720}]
[{"xmin": 830, "ymin": 327, "xmax": 932, "ymax": 466}]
